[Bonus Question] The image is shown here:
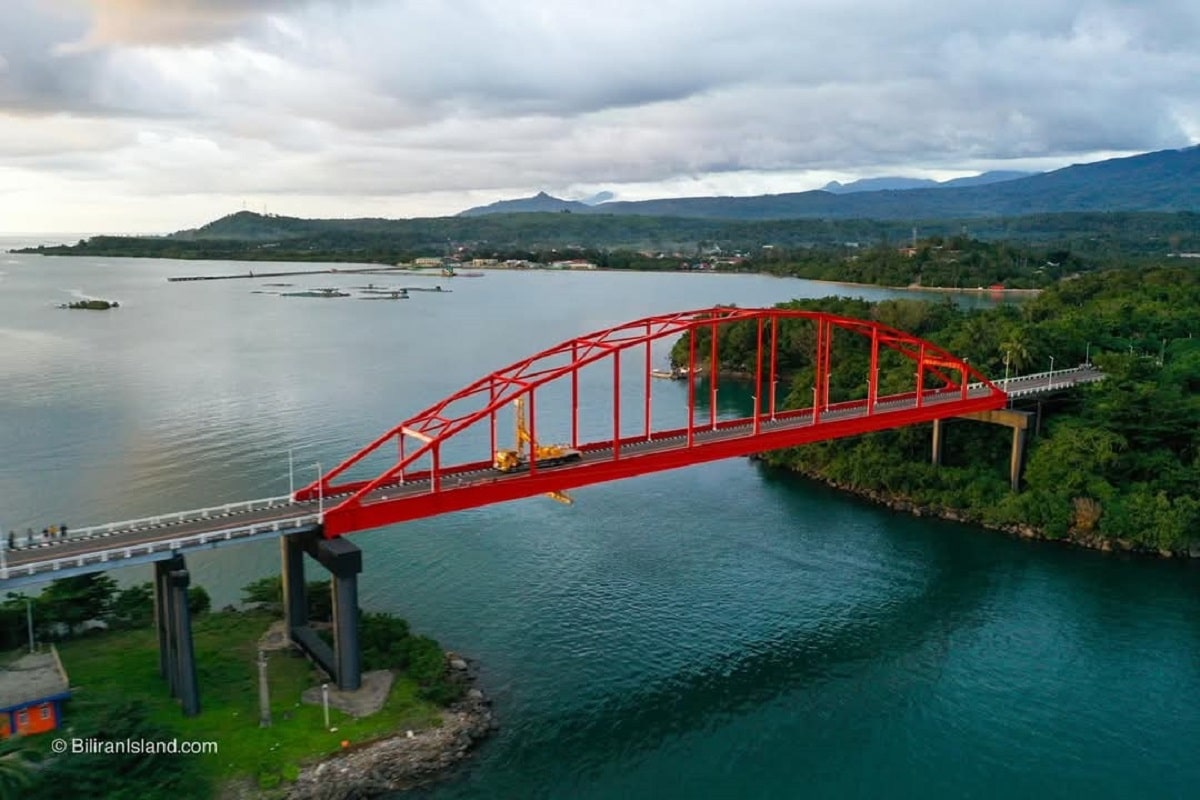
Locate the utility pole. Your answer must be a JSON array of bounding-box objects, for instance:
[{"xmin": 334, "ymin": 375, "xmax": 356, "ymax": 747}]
[{"xmin": 258, "ymin": 649, "xmax": 272, "ymax": 727}]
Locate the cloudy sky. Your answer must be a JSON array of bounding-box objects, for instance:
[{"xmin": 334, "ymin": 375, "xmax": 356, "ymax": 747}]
[{"xmin": 1, "ymin": 0, "xmax": 1197, "ymax": 233}]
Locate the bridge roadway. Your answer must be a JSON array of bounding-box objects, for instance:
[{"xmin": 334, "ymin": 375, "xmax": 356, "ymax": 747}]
[{"xmin": 0, "ymin": 366, "xmax": 1104, "ymax": 589}]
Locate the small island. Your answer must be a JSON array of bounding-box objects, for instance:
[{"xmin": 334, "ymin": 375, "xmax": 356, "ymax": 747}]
[{"xmin": 59, "ymin": 299, "xmax": 120, "ymax": 310}]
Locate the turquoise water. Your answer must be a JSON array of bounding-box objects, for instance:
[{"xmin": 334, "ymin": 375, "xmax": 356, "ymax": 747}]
[{"xmin": 1, "ymin": 250, "xmax": 1197, "ymax": 798}]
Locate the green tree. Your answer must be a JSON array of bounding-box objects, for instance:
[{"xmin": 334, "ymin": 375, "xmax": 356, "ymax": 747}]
[
  {"xmin": 999, "ymin": 328, "xmax": 1032, "ymax": 375},
  {"xmin": 240, "ymin": 576, "xmax": 331, "ymax": 620},
  {"xmin": 0, "ymin": 738, "xmax": 36, "ymax": 800},
  {"xmin": 187, "ymin": 585, "xmax": 211, "ymax": 616},
  {"xmin": 38, "ymin": 574, "xmax": 117, "ymax": 635},
  {"xmin": 30, "ymin": 700, "xmax": 210, "ymax": 800},
  {"xmin": 106, "ymin": 583, "xmax": 154, "ymax": 629}
]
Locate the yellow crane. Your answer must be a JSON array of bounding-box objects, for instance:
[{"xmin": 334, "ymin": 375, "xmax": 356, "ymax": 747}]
[{"xmin": 492, "ymin": 397, "xmax": 581, "ymax": 504}]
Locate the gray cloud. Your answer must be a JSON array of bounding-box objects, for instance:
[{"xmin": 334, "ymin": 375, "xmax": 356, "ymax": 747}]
[{"xmin": 1, "ymin": 0, "xmax": 1198, "ymax": 231}]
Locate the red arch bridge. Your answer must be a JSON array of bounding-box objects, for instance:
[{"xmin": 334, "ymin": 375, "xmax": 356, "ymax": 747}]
[
  {"xmin": 3, "ymin": 307, "xmax": 1106, "ymax": 702},
  {"xmin": 293, "ymin": 306, "xmax": 1008, "ymax": 535}
]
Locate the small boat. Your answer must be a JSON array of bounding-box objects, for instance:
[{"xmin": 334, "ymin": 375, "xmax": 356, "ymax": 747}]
[{"xmin": 650, "ymin": 366, "xmax": 699, "ymax": 380}]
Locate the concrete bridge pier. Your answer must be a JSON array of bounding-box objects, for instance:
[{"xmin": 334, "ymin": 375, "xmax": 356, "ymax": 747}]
[
  {"xmin": 932, "ymin": 409, "xmax": 1034, "ymax": 491},
  {"xmin": 280, "ymin": 530, "xmax": 363, "ymax": 691},
  {"xmin": 152, "ymin": 553, "xmax": 200, "ymax": 716},
  {"xmin": 931, "ymin": 419, "xmax": 946, "ymax": 466}
]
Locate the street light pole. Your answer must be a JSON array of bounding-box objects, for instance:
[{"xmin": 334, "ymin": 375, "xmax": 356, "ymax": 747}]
[
  {"xmin": 1085, "ymin": 341, "xmax": 1091, "ymax": 367},
  {"xmin": 288, "ymin": 448, "xmax": 295, "ymax": 498},
  {"xmin": 26, "ymin": 598, "xmax": 34, "ymax": 653},
  {"xmin": 315, "ymin": 462, "xmax": 324, "ymax": 522},
  {"xmin": 1049, "ymin": 356, "xmax": 1055, "ymax": 390}
]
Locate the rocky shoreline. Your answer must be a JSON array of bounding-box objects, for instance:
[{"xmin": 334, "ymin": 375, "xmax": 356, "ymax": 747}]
[
  {"xmin": 757, "ymin": 458, "xmax": 1200, "ymax": 559},
  {"xmin": 220, "ymin": 652, "xmax": 496, "ymax": 800},
  {"xmin": 284, "ymin": 684, "xmax": 495, "ymax": 800}
]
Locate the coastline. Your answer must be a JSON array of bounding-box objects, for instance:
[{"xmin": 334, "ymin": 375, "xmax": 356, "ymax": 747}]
[
  {"xmin": 481, "ymin": 265, "xmax": 1045, "ymax": 296},
  {"xmin": 8, "ymin": 247, "xmax": 1043, "ymax": 295},
  {"xmin": 283, "ymin": 690, "xmax": 494, "ymax": 800},
  {"xmin": 759, "ymin": 460, "xmax": 1199, "ymax": 559},
  {"xmin": 751, "ymin": 274, "xmax": 1043, "ymax": 295},
  {"xmin": 222, "ymin": 652, "xmax": 496, "ymax": 800}
]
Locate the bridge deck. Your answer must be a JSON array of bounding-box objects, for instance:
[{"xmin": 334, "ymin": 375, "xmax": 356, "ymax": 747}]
[{"xmin": 0, "ymin": 366, "xmax": 1103, "ymax": 589}]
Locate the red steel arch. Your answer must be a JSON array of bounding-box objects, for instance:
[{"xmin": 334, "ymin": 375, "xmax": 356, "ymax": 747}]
[{"xmin": 296, "ymin": 307, "xmax": 1006, "ymax": 536}]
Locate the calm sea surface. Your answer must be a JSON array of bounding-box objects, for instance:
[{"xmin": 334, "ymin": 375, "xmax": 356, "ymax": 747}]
[{"xmin": 1, "ymin": 245, "xmax": 1197, "ymax": 799}]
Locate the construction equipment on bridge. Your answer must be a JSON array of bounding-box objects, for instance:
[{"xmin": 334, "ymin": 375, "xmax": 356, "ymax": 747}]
[
  {"xmin": 493, "ymin": 397, "xmax": 583, "ymax": 473},
  {"xmin": 492, "ymin": 396, "xmax": 580, "ymax": 505}
]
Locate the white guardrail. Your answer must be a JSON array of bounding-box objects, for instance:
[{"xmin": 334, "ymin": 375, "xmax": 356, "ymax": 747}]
[
  {"xmin": 65, "ymin": 494, "xmax": 295, "ymax": 539},
  {"xmin": 1, "ymin": 513, "xmax": 320, "ymax": 583}
]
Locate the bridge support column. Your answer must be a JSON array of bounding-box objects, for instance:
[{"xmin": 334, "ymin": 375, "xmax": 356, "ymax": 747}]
[
  {"xmin": 324, "ymin": 538, "xmax": 363, "ymax": 692},
  {"xmin": 152, "ymin": 553, "xmax": 200, "ymax": 715},
  {"xmin": 169, "ymin": 565, "xmax": 201, "ymax": 717},
  {"xmin": 153, "ymin": 556, "xmax": 181, "ymax": 684},
  {"xmin": 283, "ymin": 530, "xmax": 363, "ymax": 691},
  {"xmin": 931, "ymin": 419, "xmax": 945, "ymax": 466},
  {"xmin": 280, "ymin": 533, "xmax": 309, "ymax": 634},
  {"xmin": 1010, "ymin": 426, "xmax": 1029, "ymax": 492},
  {"xmin": 953, "ymin": 409, "xmax": 1034, "ymax": 492}
]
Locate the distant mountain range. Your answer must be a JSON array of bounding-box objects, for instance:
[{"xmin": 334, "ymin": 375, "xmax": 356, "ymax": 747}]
[
  {"xmin": 819, "ymin": 170, "xmax": 1034, "ymax": 194},
  {"xmin": 459, "ymin": 147, "xmax": 1200, "ymax": 220}
]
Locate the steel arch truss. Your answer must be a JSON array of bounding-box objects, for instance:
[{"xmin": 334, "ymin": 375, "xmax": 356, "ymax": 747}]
[{"xmin": 295, "ymin": 307, "xmax": 1006, "ymax": 536}]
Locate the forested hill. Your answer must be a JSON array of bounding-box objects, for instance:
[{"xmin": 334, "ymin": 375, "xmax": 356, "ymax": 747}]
[
  {"xmin": 16, "ymin": 210, "xmax": 1200, "ymax": 271},
  {"xmin": 675, "ymin": 267, "xmax": 1200, "ymax": 554},
  {"xmin": 460, "ymin": 147, "xmax": 1200, "ymax": 220}
]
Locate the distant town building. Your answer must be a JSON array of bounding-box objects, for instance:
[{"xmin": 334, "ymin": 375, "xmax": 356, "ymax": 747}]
[{"xmin": 0, "ymin": 647, "xmax": 71, "ymax": 738}]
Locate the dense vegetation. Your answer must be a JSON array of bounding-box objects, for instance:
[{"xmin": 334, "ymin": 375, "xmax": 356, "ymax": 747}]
[
  {"xmin": 0, "ymin": 573, "xmax": 209, "ymax": 650},
  {"xmin": 728, "ymin": 235, "xmax": 1091, "ymax": 289},
  {"xmin": 1, "ymin": 575, "xmax": 461, "ymax": 795},
  {"xmin": 670, "ymin": 267, "xmax": 1200, "ymax": 552}
]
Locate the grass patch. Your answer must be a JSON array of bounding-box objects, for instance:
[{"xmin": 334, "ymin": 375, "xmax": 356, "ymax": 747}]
[{"xmin": 48, "ymin": 610, "xmax": 443, "ymax": 789}]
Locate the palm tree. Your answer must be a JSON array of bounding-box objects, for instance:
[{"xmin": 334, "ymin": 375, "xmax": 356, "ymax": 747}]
[
  {"xmin": 0, "ymin": 738, "xmax": 35, "ymax": 800},
  {"xmin": 1000, "ymin": 329, "xmax": 1031, "ymax": 377}
]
